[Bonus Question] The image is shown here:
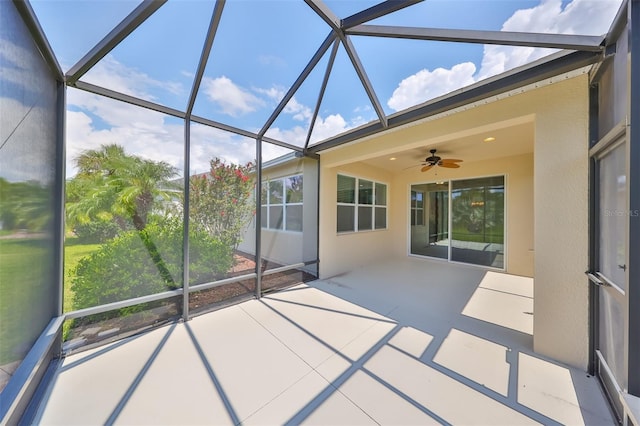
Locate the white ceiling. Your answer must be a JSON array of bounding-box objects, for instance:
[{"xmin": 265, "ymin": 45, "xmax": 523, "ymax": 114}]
[{"xmin": 360, "ymin": 120, "xmax": 534, "ymax": 173}]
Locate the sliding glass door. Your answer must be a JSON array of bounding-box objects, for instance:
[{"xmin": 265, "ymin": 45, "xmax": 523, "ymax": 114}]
[
  {"xmin": 410, "ymin": 182, "xmax": 449, "ymax": 259},
  {"xmin": 451, "ymin": 177, "xmax": 505, "ymax": 268},
  {"xmin": 410, "ymin": 176, "xmax": 505, "ymax": 268}
]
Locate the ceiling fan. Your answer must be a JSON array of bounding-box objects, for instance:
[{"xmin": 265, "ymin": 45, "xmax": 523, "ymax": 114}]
[{"xmin": 420, "ymin": 149, "xmax": 463, "ymax": 172}]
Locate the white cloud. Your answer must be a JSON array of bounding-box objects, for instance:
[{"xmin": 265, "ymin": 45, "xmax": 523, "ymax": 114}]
[
  {"xmin": 190, "ymin": 123, "xmax": 256, "ymax": 171},
  {"xmin": 387, "ymin": 62, "xmax": 477, "ymax": 112},
  {"xmin": 66, "ymin": 89, "xmax": 256, "ymax": 178},
  {"xmin": 60, "ymin": 0, "xmax": 624, "ymax": 174},
  {"xmin": 477, "ymin": 0, "xmax": 622, "ymax": 80},
  {"xmin": 201, "ymin": 76, "xmax": 265, "ymax": 117},
  {"xmin": 83, "ymin": 55, "xmax": 183, "ymax": 100},
  {"xmin": 65, "ymin": 97, "xmax": 185, "ymax": 178},
  {"xmin": 265, "ymin": 111, "xmax": 368, "ymax": 146},
  {"xmin": 312, "ymin": 114, "xmax": 351, "ymax": 142},
  {"xmin": 264, "ymin": 124, "xmax": 307, "ymax": 147},
  {"xmin": 255, "ymin": 86, "xmax": 285, "ymax": 102},
  {"xmin": 284, "ymin": 97, "xmax": 312, "ymax": 122},
  {"xmin": 253, "ymin": 87, "xmax": 313, "ymax": 121},
  {"xmin": 388, "ymin": 0, "xmax": 622, "ymax": 112}
]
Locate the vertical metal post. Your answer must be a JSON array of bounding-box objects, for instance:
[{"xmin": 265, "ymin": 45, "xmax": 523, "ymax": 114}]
[
  {"xmin": 182, "ymin": 1, "xmax": 226, "ymax": 320},
  {"xmin": 55, "ymin": 81, "xmax": 66, "ymax": 319},
  {"xmin": 255, "ymin": 138, "xmax": 263, "ymax": 298},
  {"xmin": 182, "ymin": 121, "xmax": 191, "ymax": 321},
  {"xmin": 315, "ymin": 157, "xmax": 321, "ymax": 278},
  {"xmin": 447, "ymin": 180, "xmax": 452, "ymax": 262},
  {"xmin": 627, "ymin": 0, "xmax": 640, "ymax": 396},
  {"xmin": 587, "ymin": 82, "xmax": 600, "ymax": 375}
]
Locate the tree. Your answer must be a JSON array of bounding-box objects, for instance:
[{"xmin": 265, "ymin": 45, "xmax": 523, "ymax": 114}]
[
  {"xmin": 189, "ymin": 158, "xmax": 255, "ymax": 249},
  {"xmin": 66, "ymin": 144, "xmax": 180, "ymax": 284},
  {"xmin": 0, "ymin": 178, "xmax": 52, "ymax": 232},
  {"xmin": 66, "ymin": 144, "xmax": 179, "ymax": 232}
]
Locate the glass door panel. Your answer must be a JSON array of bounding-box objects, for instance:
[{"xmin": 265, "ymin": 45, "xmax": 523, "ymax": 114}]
[
  {"xmin": 451, "ymin": 176, "xmax": 505, "ymax": 268},
  {"xmin": 410, "ymin": 182, "xmax": 449, "ymax": 259},
  {"xmin": 597, "ymin": 141, "xmax": 628, "ymax": 393},
  {"xmin": 599, "ymin": 142, "xmax": 628, "ymax": 290}
]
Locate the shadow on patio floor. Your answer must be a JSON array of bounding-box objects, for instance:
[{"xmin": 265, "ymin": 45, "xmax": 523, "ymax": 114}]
[{"xmin": 34, "ymin": 258, "xmax": 613, "ymax": 425}]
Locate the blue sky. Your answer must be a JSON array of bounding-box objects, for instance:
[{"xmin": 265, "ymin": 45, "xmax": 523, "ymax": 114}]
[{"xmin": 25, "ymin": 0, "xmax": 623, "ymax": 176}]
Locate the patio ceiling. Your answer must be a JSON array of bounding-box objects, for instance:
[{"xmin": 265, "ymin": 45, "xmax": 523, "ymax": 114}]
[
  {"xmin": 23, "ymin": 0, "xmax": 622, "ymax": 157},
  {"xmin": 360, "ymin": 119, "xmax": 534, "ymax": 173}
]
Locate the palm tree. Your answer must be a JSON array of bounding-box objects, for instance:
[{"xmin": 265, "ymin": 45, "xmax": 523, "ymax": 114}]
[
  {"xmin": 67, "ymin": 144, "xmax": 179, "ymax": 232},
  {"xmin": 66, "ymin": 144, "xmax": 180, "ymax": 285}
]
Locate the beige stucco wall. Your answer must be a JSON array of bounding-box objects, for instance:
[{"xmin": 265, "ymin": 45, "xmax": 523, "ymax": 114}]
[
  {"xmin": 238, "ymin": 156, "xmax": 318, "ymax": 269},
  {"xmin": 532, "ymin": 77, "xmax": 590, "ymax": 369},
  {"xmin": 390, "ymin": 153, "xmax": 534, "ymax": 277},
  {"xmin": 318, "ymin": 72, "xmax": 591, "ymax": 369},
  {"xmin": 319, "ymin": 162, "xmax": 395, "ymax": 278}
]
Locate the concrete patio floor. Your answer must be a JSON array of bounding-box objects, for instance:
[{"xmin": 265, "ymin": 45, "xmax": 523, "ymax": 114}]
[{"xmin": 34, "ymin": 258, "xmax": 614, "ymax": 425}]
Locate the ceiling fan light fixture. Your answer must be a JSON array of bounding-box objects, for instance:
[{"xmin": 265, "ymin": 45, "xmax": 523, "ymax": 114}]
[{"xmin": 418, "ymin": 149, "xmax": 463, "ymax": 172}]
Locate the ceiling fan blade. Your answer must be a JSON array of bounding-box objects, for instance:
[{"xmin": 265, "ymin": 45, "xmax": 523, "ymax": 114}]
[
  {"xmin": 421, "ymin": 165, "xmax": 434, "ymax": 172},
  {"xmin": 438, "ymin": 163, "xmax": 460, "ymax": 169},
  {"xmin": 440, "ymin": 159, "xmax": 463, "ymax": 163}
]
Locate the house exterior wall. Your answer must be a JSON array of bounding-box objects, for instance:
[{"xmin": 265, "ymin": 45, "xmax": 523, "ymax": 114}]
[
  {"xmin": 532, "ymin": 76, "xmax": 590, "ymax": 370},
  {"xmin": 319, "ymin": 72, "xmax": 591, "ymax": 369},
  {"xmin": 318, "ymin": 161, "xmax": 395, "ymax": 278},
  {"xmin": 237, "ymin": 156, "xmax": 318, "ymax": 270},
  {"xmin": 390, "ymin": 153, "xmax": 534, "ymax": 277}
]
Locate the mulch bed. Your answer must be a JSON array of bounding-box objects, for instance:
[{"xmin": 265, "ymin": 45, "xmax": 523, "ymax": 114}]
[
  {"xmin": 189, "ymin": 252, "xmax": 316, "ymax": 312},
  {"xmin": 64, "ymin": 252, "xmax": 316, "ymax": 354}
]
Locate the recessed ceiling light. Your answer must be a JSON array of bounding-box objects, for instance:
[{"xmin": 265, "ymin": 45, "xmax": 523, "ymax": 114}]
[
  {"xmin": 389, "ymin": 157, "xmax": 397, "ymax": 161},
  {"xmin": 483, "ymin": 137, "xmax": 496, "ymax": 143}
]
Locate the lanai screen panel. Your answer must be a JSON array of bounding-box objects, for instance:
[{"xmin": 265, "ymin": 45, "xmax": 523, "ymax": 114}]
[
  {"xmin": 62, "ymin": 89, "xmax": 185, "ymax": 348},
  {"xmin": 78, "ymin": 1, "xmax": 214, "ymax": 111},
  {"xmin": 0, "ymin": 0, "xmax": 60, "ymax": 392},
  {"xmin": 188, "ymin": 123, "xmax": 258, "ymax": 314},
  {"xmin": 191, "ymin": 0, "xmax": 328, "ymax": 133},
  {"xmin": 30, "ymin": 0, "xmax": 141, "ymax": 72},
  {"xmin": 259, "ymin": 143, "xmax": 319, "ymax": 294}
]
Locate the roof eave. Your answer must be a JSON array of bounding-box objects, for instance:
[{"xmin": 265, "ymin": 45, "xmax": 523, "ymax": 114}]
[{"xmin": 307, "ymin": 49, "xmax": 602, "ymax": 154}]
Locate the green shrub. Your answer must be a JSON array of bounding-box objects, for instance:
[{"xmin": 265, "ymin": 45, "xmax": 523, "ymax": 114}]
[
  {"xmin": 73, "ymin": 219, "xmax": 121, "ymax": 243},
  {"xmin": 71, "ymin": 218, "xmax": 233, "ymax": 311},
  {"xmin": 189, "ymin": 158, "xmax": 255, "ymax": 249}
]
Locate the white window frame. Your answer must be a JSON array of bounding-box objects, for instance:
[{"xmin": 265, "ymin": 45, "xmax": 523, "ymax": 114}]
[
  {"xmin": 261, "ymin": 174, "xmax": 303, "ymax": 232},
  {"xmin": 411, "ymin": 190, "xmax": 424, "ymax": 226},
  {"xmin": 337, "ymin": 174, "xmax": 388, "ymax": 234}
]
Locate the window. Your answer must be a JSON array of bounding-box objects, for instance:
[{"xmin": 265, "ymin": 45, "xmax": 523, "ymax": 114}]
[
  {"xmin": 337, "ymin": 174, "xmax": 387, "ymax": 233},
  {"xmin": 411, "ymin": 190, "xmax": 424, "ymax": 226},
  {"xmin": 261, "ymin": 175, "xmax": 303, "ymax": 231}
]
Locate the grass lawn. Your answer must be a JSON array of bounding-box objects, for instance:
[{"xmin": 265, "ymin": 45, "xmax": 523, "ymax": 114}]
[
  {"xmin": 0, "ymin": 237, "xmax": 101, "ymax": 364},
  {"xmin": 0, "ymin": 238, "xmax": 55, "ymax": 365},
  {"xmin": 63, "ymin": 239, "xmax": 101, "ymax": 312},
  {"xmin": 451, "ymin": 224, "xmax": 504, "ymax": 244}
]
